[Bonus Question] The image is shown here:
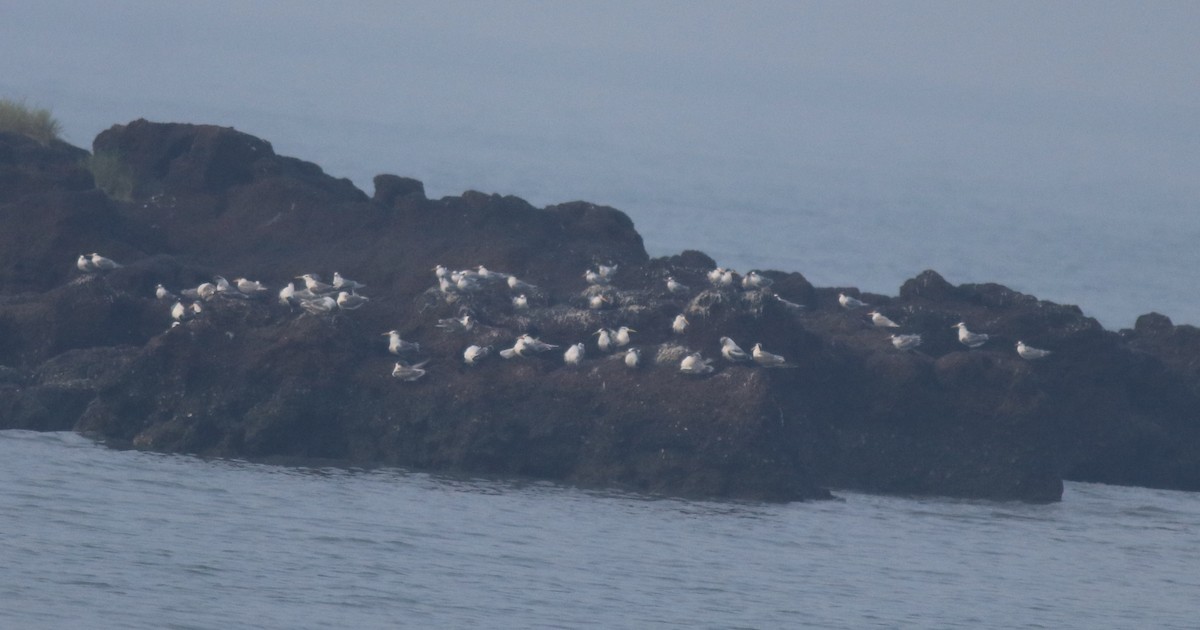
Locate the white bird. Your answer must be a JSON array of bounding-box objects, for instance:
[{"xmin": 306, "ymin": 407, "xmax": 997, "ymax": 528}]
[
  {"xmin": 839, "ymin": 293, "xmax": 868, "ymax": 309},
  {"xmin": 436, "ymin": 314, "xmax": 473, "ymax": 332},
  {"xmin": 391, "ymin": 360, "xmax": 429, "ymax": 381},
  {"xmin": 463, "ymin": 344, "xmax": 491, "ymax": 365},
  {"xmin": 707, "ymin": 267, "xmax": 726, "ymax": 285},
  {"xmin": 235, "ymin": 277, "xmax": 268, "ymax": 295},
  {"xmin": 742, "ymin": 271, "xmax": 772, "ymax": 289},
  {"xmin": 170, "ymin": 301, "xmax": 187, "ymax": 321},
  {"xmin": 752, "ymin": 343, "xmax": 792, "ymax": 368},
  {"xmin": 508, "ymin": 275, "xmax": 538, "ymax": 292},
  {"xmin": 196, "ymin": 282, "xmax": 218, "ymax": 301},
  {"xmin": 213, "ymin": 276, "xmax": 234, "ymax": 294},
  {"xmin": 155, "ymin": 284, "xmax": 175, "ymax": 301},
  {"xmin": 300, "ymin": 296, "xmax": 338, "ymax": 315},
  {"xmin": 438, "ymin": 277, "xmax": 456, "ymax": 294},
  {"xmin": 499, "ymin": 347, "xmax": 519, "ymax": 359},
  {"xmin": 455, "ymin": 274, "xmax": 482, "ymax": 292},
  {"xmin": 278, "ymin": 282, "xmax": 296, "ymax": 306},
  {"xmin": 598, "ymin": 263, "xmax": 618, "ymax": 280},
  {"xmin": 190, "ymin": 302, "xmax": 203, "ymax": 317},
  {"xmin": 76, "ymin": 254, "xmax": 97, "ymax": 273},
  {"xmin": 89, "ymin": 253, "xmax": 121, "ymax": 271},
  {"xmin": 336, "ymin": 291, "xmax": 370, "ymax": 310},
  {"xmin": 672, "ymin": 314, "xmax": 689, "ymax": 335},
  {"xmin": 332, "ymin": 272, "xmax": 366, "ymax": 291},
  {"xmin": 666, "ymin": 276, "xmax": 689, "ymax": 295},
  {"xmin": 433, "ymin": 265, "xmax": 450, "ymax": 279},
  {"xmin": 512, "ymin": 294, "xmax": 529, "ymax": 310},
  {"xmin": 584, "ymin": 269, "xmax": 610, "ymax": 286},
  {"xmin": 1016, "ymin": 341, "xmax": 1052, "ymax": 360},
  {"xmin": 595, "ymin": 328, "xmax": 615, "ymax": 353},
  {"xmin": 716, "ymin": 269, "xmax": 735, "ymax": 288},
  {"xmin": 624, "ymin": 348, "xmax": 641, "ymax": 369},
  {"xmin": 297, "ymin": 274, "xmax": 335, "ymax": 294},
  {"xmin": 588, "ymin": 294, "xmax": 610, "ymax": 310},
  {"xmin": 514, "ymin": 334, "xmax": 558, "ymax": 356},
  {"xmin": 720, "ymin": 337, "xmax": 752, "ymax": 362},
  {"xmin": 869, "ymin": 311, "xmax": 901, "ymax": 328},
  {"xmin": 680, "ymin": 352, "xmax": 714, "ymax": 375},
  {"xmin": 890, "ymin": 334, "xmax": 922, "ymax": 351},
  {"xmin": 772, "ymin": 293, "xmax": 806, "ymax": 311},
  {"xmin": 564, "ymin": 343, "xmax": 586, "ymax": 366},
  {"xmin": 476, "ymin": 265, "xmax": 509, "ymax": 282},
  {"xmin": 952, "ymin": 322, "xmax": 989, "ymax": 348},
  {"xmin": 614, "ymin": 326, "xmax": 636, "ymax": 347},
  {"xmin": 383, "ymin": 330, "xmax": 420, "ymax": 355}
]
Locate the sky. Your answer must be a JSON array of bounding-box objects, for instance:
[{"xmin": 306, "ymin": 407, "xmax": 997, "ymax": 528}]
[{"xmin": 2, "ymin": 1, "xmax": 1197, "ymax": 326}]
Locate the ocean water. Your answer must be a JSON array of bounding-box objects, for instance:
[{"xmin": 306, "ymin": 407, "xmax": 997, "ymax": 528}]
[{"xmin": 2, "ymin": 430, "xmax": 1199, "ymax": 629}]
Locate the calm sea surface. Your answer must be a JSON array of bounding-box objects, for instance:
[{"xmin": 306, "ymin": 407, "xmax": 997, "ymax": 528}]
[{"xmin": 2, "ymin": 430, "xmax": 1198, "ymax": 629}]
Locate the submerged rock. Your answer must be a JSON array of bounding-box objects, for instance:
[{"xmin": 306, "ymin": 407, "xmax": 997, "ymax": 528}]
[{"xmin": 2, "ymin": 121, "xmax": 1199, "ymax": 502}]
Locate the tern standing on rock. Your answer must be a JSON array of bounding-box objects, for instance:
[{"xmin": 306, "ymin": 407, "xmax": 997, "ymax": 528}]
[
  {"xmin": 952, "ymin": 322, "xmax": 989, "ymax": 348},
  {"xmin": 624, "ymin": 348, "xmax": 640, "ymax": 368},
  {"xmin": 463, "ymin": 344, "xmax": 491, "ymax": 365}
]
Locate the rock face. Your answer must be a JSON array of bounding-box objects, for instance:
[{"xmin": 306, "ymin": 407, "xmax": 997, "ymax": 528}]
[{"xmin": 3, "ymin": 120, "xmax": 1200, "ymax": 502}]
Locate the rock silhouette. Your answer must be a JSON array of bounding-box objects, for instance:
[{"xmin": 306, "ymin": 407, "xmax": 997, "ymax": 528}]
[{"xmin": 2, "ymin": 121, "xmax": 1198, "ymax": 502}]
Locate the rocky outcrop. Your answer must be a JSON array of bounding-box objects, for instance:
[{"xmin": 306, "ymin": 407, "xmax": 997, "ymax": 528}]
[{"xmin": 2, "ymin": 120, "xmax": 1199, "ymax": 502}]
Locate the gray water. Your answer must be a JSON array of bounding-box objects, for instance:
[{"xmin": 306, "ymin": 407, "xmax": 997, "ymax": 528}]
[
  {"xmin": 2, "ymin": 2, "xmax": 1199, "ymax": 327},
  {"xmin": 3, "ymin": 430, "xmax": 1199, "ymax": 628}
]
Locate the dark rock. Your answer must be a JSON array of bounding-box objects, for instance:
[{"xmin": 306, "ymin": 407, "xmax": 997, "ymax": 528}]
[
  {"xmin": 373, "ymin": 174, "xmax": 426, "ymax": 207},
  {"xmin": 4, "ymin": 119, "xmax": 1200, "ymax": 503}
]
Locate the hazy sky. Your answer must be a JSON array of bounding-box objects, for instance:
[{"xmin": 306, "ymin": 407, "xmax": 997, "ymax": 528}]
[{"xmin": 2, "ymin": 2, "xmax": 1197, "ymax": 325}]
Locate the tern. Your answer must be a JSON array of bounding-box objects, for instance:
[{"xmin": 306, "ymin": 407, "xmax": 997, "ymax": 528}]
[
  {"xmin": 890, "ymin": 334, "xmax": 922, "ymax": 351},
  {"xmin": 383, "ymin": 331, "xmax": 420, "ymax": 355},
  {"xmin": 155, "ymin": 284, "xmax": 175, "ymax": 301},
  {"xmin": 624, "ymin": 347, "xmax": 640, "ymax": 369},
  {"xmin": 672, "ymin": 314, "xmax": 689, "ymax": 335},
  {"xmin": 752, "ymin": 343, "xmax": 792, "ymax": 368},
  {"xmin": 89, "ymin": 253, "xmax": 121, "ymax": 271},
  {"xmin": 463, "ymin": 344, "xmax": 491, "ymax": 365},
  {"xmin": 336, "ymin": 291, "xmax": 370, "ymax": 310},
  {"xmin": 332, "ymin": 272, "xmax": 366, "ymax": 291},
  {"xmin": 742, "ymin": 271, "xmax": 772, "ymax": 289},
  {"xmin": 720, "ymin": 337, "xmax": 752, "ymax": 362},
  {"xmin": 297, "ymin": 274, "xmax": 335, "ymax": 294},
  {"xmin": 436, "ymin": 314, "xmax": 473, "ymax": 332},
  {"xmin": 595, "ymin": 328, "xmax": 615, "ymax": 353},
  {"xmin": 869, "ymin": 311, "xmax": 901, "ymax": 328},
  {"xmin": 300, "ymin": 296, "xmax": 338, "ymax": 315},
  {"xmin": 614, "ymin": 326, "xmax": 636, "ymax": 347},
  {"xmin": 235, "ymin": 278, "xmax": 268, "ymax": 295},
  {"xmin": 564, "ymin": 343, "xmax": 586, "ymax": 366},
  {"xmin": 952, "ymin": 322, "xmax": 989, "ymax": 348},
  {"xmin": 76, "ymin": 255, "xmax": 97, "ymax": 273},
  {"xmin": 391, "ymin": 360, "xmax": 429, "ymax": 381},
  {"xmin": 839, "ymin": 293, "xmax": 868, "ymax": 309},
  {"xmin": 1016, "ymin": 341, "xmax": 1052, "ymax": 360},
  {"xmin": 680, "ymin": 353, "xmax": 715, "ymax": 374},
  {"xmin": 512, "ymin": 294, "xmax": 529, "ymax": 310}
]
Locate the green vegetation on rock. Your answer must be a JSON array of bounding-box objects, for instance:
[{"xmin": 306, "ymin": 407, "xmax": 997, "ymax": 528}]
[{"xmin": 0, "ymin": 98, "xmax": 62, "ymax": 145}]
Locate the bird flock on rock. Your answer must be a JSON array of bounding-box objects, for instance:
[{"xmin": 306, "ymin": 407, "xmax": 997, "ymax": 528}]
[{"xmin": 75, "ymin": 253, "xmax": 1057, "ymax": 385}]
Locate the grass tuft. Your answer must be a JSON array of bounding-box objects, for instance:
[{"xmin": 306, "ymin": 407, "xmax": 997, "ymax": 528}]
[{"xmin": 0, "ymin": 98, "xmax": 62, "ymax": 145}]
